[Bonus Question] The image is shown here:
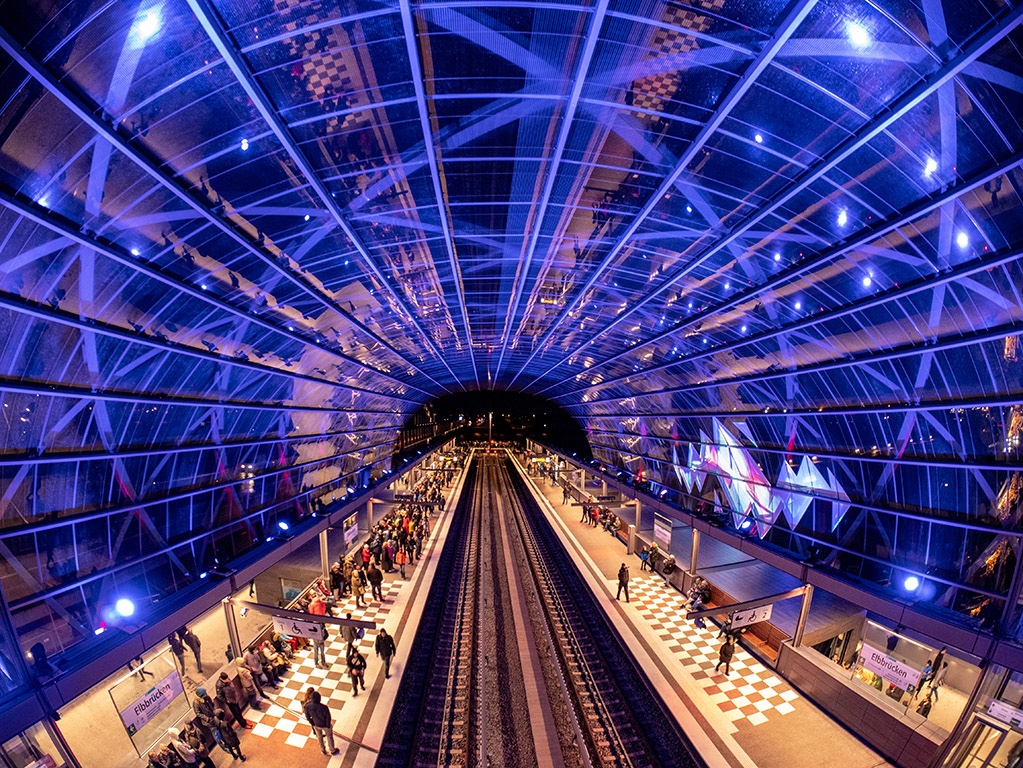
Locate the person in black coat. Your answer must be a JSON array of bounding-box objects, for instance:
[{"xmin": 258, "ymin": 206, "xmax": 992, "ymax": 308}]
[
  {"xmin": 303, "ymin": 691, "xmax": 339, "ymax": 755},
  {"xmin": 375, "ymin": 628, "xmax": 397, "ymax": 678}
]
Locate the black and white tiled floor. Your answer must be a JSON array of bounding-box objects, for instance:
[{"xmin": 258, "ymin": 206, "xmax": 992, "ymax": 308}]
[
  {"xmin": 245, "ymin": 577, "xmax": 407, "ymax": 749},
  {"xmin": 623, "ymin": 574, "xmax": 799, "ymax": 726}
]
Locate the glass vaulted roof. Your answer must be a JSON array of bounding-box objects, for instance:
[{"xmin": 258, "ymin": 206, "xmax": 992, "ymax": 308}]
[{"xmin": 1, "ymin": 0, "xmax": 1023, "ymax": 663}]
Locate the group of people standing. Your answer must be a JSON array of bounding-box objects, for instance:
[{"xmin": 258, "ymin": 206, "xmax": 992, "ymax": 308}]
[{"xmin": 148, "ymin": 461, "xmax": 455, "ymax": 765}]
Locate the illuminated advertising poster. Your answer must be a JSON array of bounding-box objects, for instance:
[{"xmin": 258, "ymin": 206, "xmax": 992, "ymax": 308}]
[
  {"xmin": 118, "ymin": 671, "xmax": 184, "ymax": 736},
  {"xmin": 858, "ymin": 643, "xmax": 921, "ymax": 690},
  {"xmin": 343, "ymin": 512, "xmax": 359, "ymax": 546},
  {"xmin": 653, "ymin": 512, "xmax": 673, "ymax": 547}
]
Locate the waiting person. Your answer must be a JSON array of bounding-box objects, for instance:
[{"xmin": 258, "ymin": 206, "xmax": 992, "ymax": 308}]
[
  {"xmin": 341, "ymin": 613, "xmax": 359, "ymax": 655},
  {"xmin": 648, "ymin": 542, "xmax": 660, "ymax": 572},
  {"xmin": 312, "ymin": 624, "xmax": 329, "ymax": 669},
  {"xmin": 367, "ymin": 562, "xmax": 384, "ymax": 602},
  {"xmin": 351, "ymin": 568, "xmax": 365, "ymax": 608},
  {"xmin": 303, "ymin": 690, "xmax": 339, "ymax": 755},
  {"xmin": 616, "ymin": 563, "xmax": 630, "ymax": 602},
  {"xmin": 329, "ymin": 563, "xmax": 344, "ymax": 598},
  {"xmin": 180, "ymin": 627, "xmax": 203, "ymax": 674},
  {"xmin": 168, "ymin": 632, "xmax": 186, "ymax": 676},
  {"xmin": 662, "ymin": 554, "xmax": 676, "ymax": 583},
  {"xmin": 716, "ymin": 636, "xmax": 734, "ymax": 676},
  {"xmin": 375, "ymin": 628, "xmax": 397, "ymax": 678},
  {"xmin": 395, "ymin": 547, "xmax": 408, "ymax": 579},
  {"xmin": 347, "ymin": 648, "xmax": 367, "ymax": 695},
  {"xmin": 1007, "ymin": 738, "xmax": 1023, "ymax": 768},
  {"xmin": 191, "ymin": 687, "xmax": 218, "ymax": 745},
  {"xmin": 233, "ymin": 658, "xmax": 265, "ymax": 707},
  {"xmin": 212, "ymin": 709, "xmax": 245, "ymax": 761},
  {"xmin": 242, "ymin": 645, "xmax": 275, "ymax": 690},
  {"xmin": 181, "ymin": 724, "xmax": 213, "ymax": 767},
  {"xmin": 168, "ymin": 726, "xmax": 214, "ymax": 768},
  {"xmin": 153, "ymin": 744, "xmax": 179, "ymax": 767},
  {"xmin": 216, "ymin": 671, "xmax": 251, "ymax": 729},
  {"xmin": 639, "ymin": 547, "xmax": 650, "ymax": 571},
  {"xmin": 916, "ymin": 693, "xmax": 933, "ymax": 718}
]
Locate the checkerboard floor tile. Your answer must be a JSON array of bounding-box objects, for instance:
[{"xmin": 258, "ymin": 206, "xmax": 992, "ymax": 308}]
[
  {"xmin": 620, "ymin": 573, "xmax": 800, "ymax": 727},
  {"xmin": 244, "ymin": 574, "xmax": 411, "ymax": 748}
]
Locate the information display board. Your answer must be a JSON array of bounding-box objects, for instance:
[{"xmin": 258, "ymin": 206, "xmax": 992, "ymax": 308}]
[{"xmin": 342, "ymin": 512, "xmax": 359, "ymax": 546}]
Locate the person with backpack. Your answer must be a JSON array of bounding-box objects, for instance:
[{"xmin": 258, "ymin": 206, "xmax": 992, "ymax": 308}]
[
  {"xmin": 212, "ymin": 709, "xmax": 245, "ymax": 761},
  {"xmin": 347, "ymin": 648, "xmax": 367, "ymax": 695}
]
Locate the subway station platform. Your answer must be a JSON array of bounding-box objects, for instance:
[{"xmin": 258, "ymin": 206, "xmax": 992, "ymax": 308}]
[
  {"xmin": 66, "ymin": 450, "xmax": 891, "ymax": 768},
  {"xmin": 511, "ymin": 453, "xmax": 890, "ymax": 768}
]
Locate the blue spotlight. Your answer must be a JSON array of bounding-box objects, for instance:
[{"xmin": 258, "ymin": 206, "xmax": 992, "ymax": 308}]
[
  {"xmin": 114, "ymin": 598, "xmax": 135, "ymax": 618},
  {"xmin": 277, "ymin": 520, "xmax": 290, "ymax": 532},
  {"xmin": 903, "ymin": 575, "xmax": 920, "ymax": 592}
]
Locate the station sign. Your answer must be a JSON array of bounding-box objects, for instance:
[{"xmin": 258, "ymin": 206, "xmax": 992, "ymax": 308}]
[
  {"xmin": 272, "ymin": 616, "xmax": 325, "ymax": 640},
  {"xmin": 119, "ymin": 671, "xmax": 184, "ymax": 736},
  {"xmin": 988, "ymin": 700, "xmax": 1023, "ymax": 727},
  {"xmin": 858, "ymin": 643, "xmax": 922, "ymax": 690},
  {"xmin": 730, "ymin": 604, "xmax": 773, "ymax": 628}
]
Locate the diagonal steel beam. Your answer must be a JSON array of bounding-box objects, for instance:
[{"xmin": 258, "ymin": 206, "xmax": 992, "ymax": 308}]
[
  {"xmin": 520, "ymin": 2, "xmax": 1023, "ymax": 390},
  {"xmin": 0, "ymin": 377, "xmax": 407, "ymax": 415},
  {"xmin": 0, "ymin": 425, "xmax": 397, "ymax": 468},
  {"xmin": 505, "ymin": 0, "xmax": 821, "ymax": 388},
  {"xmin": 575, "ymin": 316, "xmax": 1023, "ymax": 409},
  {"xmin": 0, "ymin": 24, "xmax": 451, "ymax": 392},
  {"xmin": 0, "ymin": 290, "xmax": 421, "ymax": 406},
  {"xmin": 398, "ymin": 0, "xmax": 479, "ymax": 386},
  {"xmin": 182, "ymin": 0, "xmax": 460, "ymax": 386},
  {"xmin": 0, "ymin": 187, "xmax": 436, "ymax": 399},
  {"xmin": 492, "ymin": 0, "xmax": 611, "ymax": 383},
  {"xmin": 543, "ymin": 151, "xmax": 1023, "ymax": 398}
]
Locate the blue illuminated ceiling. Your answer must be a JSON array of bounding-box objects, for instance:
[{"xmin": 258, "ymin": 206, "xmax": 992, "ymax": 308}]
[{"xmin": 1, "ymin": 0, "xmax": 1023, "ymax": 637}]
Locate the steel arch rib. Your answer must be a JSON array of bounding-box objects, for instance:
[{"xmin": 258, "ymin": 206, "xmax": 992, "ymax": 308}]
[
  {"xmin": 491, "ymin": 0, "xmax": 611, "ymax": 384},
  {"xmin": 182, "ymin": 0, "xmax": 461, "ymax": 389},
  {"xmin": 505, "ymin": 0, "xmax": 821, "ymax": 389},
  {"xmin": 397, "ymin": 0, "xmax": 479, "ymax": 388},
  {"xmin": 520, "ymin": 2, "xmax": 1023, "ymax": 391},
  {"xmin": 0, "ymin": 23, "xmax": 451, "ymax": 394}
]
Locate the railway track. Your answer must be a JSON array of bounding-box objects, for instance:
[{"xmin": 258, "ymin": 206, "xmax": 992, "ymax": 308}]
[{"xmin": 377, "ymin": 451, "xmax": 705, "ymax": 768}]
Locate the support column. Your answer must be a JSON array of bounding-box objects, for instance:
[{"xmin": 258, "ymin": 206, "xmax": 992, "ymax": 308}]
[
  {"xmin": 223, "ymin": 599, "xmax": 241, "ymax": 662},
  {"xmin": 998, "ymin": 539, "xmax": 1023, "ymax": 637},
  {"xmin": 690, "ymin": 528, "xmax": 701, "ymax": 575},
  {"xmin": 792, "ymin": 584, "xmax": 814, "ymax": 647},
  {"xmin": 366, "ymin": 498, "xmax": 375, "ymax": 529},
  {"xmin": 319, "ymin": 529, "xmax": 330, "ymax": 581},
  {"xmin": 627, "ymin": 524, "xmax": 636, "ymax": 555},
  {"xmin": 633, "ymin": 498, "xmax": 642, "ymax": 529},
  {"xmin": 601, "ymin": 480, "xmax": 607, "ymax": 497}
]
